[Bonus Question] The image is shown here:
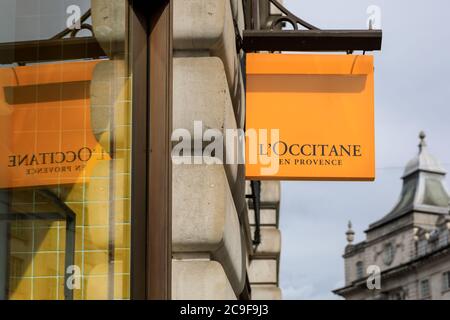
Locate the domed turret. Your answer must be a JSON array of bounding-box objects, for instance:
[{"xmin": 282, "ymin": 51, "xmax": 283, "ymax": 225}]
[
  {"xmin": 368, "ymin": 132, "xmax": 450, "ymax": 231},
  {"xmin": 403, "ymin": 131, "xmax": 446, "ymax": 178}
]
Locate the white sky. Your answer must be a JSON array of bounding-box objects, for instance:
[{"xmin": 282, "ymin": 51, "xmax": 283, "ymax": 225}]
[{"xmin": 280, "ymin": 0, "xmax": 450, "ymax": 299}]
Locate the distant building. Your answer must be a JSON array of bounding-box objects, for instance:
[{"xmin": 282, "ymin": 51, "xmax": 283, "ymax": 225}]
[{"xmin": 334, "ymin": 132, "xmax": 450, "ymax": 300}]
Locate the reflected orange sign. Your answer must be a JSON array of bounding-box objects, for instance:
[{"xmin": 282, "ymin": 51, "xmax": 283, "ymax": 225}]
[
  {"xmin": 245, "ymin": 53, "xmax": 375, "ymax": 181},
  {"xmin": 0, "ymin": 61, "xmax": 108, "ymax": 188}
]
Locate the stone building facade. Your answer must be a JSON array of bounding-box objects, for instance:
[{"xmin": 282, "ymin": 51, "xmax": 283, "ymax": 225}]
[
  {"xmin": 334, "ymin": 132, "xmax": 450, "ymax": 300},
  {"xmin": 171, "ymin": 0, "xmax": 282, "ymax": 300}
]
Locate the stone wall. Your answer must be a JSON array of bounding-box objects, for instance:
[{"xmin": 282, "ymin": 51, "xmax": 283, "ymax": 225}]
[
  {"xmin": 171, "ymin": 0, "xmax": 282, "ymax": 300},
  {"xmin": 172, "ymin": 0, "xmax": 247, "ymax": 300},
  {"xmin": 247, "ymin": 181, "xmax": 282, "ymax": 300}
]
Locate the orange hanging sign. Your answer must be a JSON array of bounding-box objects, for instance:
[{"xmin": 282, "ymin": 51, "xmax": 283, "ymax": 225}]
[{"xmin": 245, "ymin": 53, "xmax": 375, "ymax": 181}]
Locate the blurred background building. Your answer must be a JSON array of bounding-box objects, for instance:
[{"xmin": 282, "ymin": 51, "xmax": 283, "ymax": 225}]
[{"xmin": 335, "ymin": 132, "xmax": 450, "ymax": 300}]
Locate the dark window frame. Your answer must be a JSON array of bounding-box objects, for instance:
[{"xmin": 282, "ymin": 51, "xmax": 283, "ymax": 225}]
[
  {"xmin": 443, "ymin": 271, "xmax": 450, "ymax": 292},
  {"xmin": 420, "ymin": 279, "xmax": 431, "ymax": 299},
  {"xmin": 130, "ymin": 0, "xmax": 172, "ymax": 300}
]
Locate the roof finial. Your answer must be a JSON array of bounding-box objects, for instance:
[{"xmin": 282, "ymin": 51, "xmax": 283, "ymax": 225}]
[
  {"xmin": 346, "ymin": 221, "xmax": 355, "ymax": 244},
  {"xmin": 418, "ymin": 131, "xmax": 426, "ymax": 154}
]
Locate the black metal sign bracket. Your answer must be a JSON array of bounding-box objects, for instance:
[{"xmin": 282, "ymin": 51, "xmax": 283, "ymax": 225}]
[{"xmin": 242, "ymin": 0, "xmax": 382, "ymax": 52}]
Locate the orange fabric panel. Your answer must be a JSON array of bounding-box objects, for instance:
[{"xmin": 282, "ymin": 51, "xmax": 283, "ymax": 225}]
[{"xmin": 246, "ymin": 53, "xmax": 373, "ymax": 75}]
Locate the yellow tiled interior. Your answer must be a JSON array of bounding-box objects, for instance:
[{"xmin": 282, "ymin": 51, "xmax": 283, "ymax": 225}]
[{"xmin": 6, "ymin": 61, "xmax": 132, "ymax": 300}]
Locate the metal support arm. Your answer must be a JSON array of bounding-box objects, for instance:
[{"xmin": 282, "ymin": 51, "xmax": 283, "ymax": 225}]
[{"xmin": 242, "ymin": 0, "xmax": 382, "ymax": 52}]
